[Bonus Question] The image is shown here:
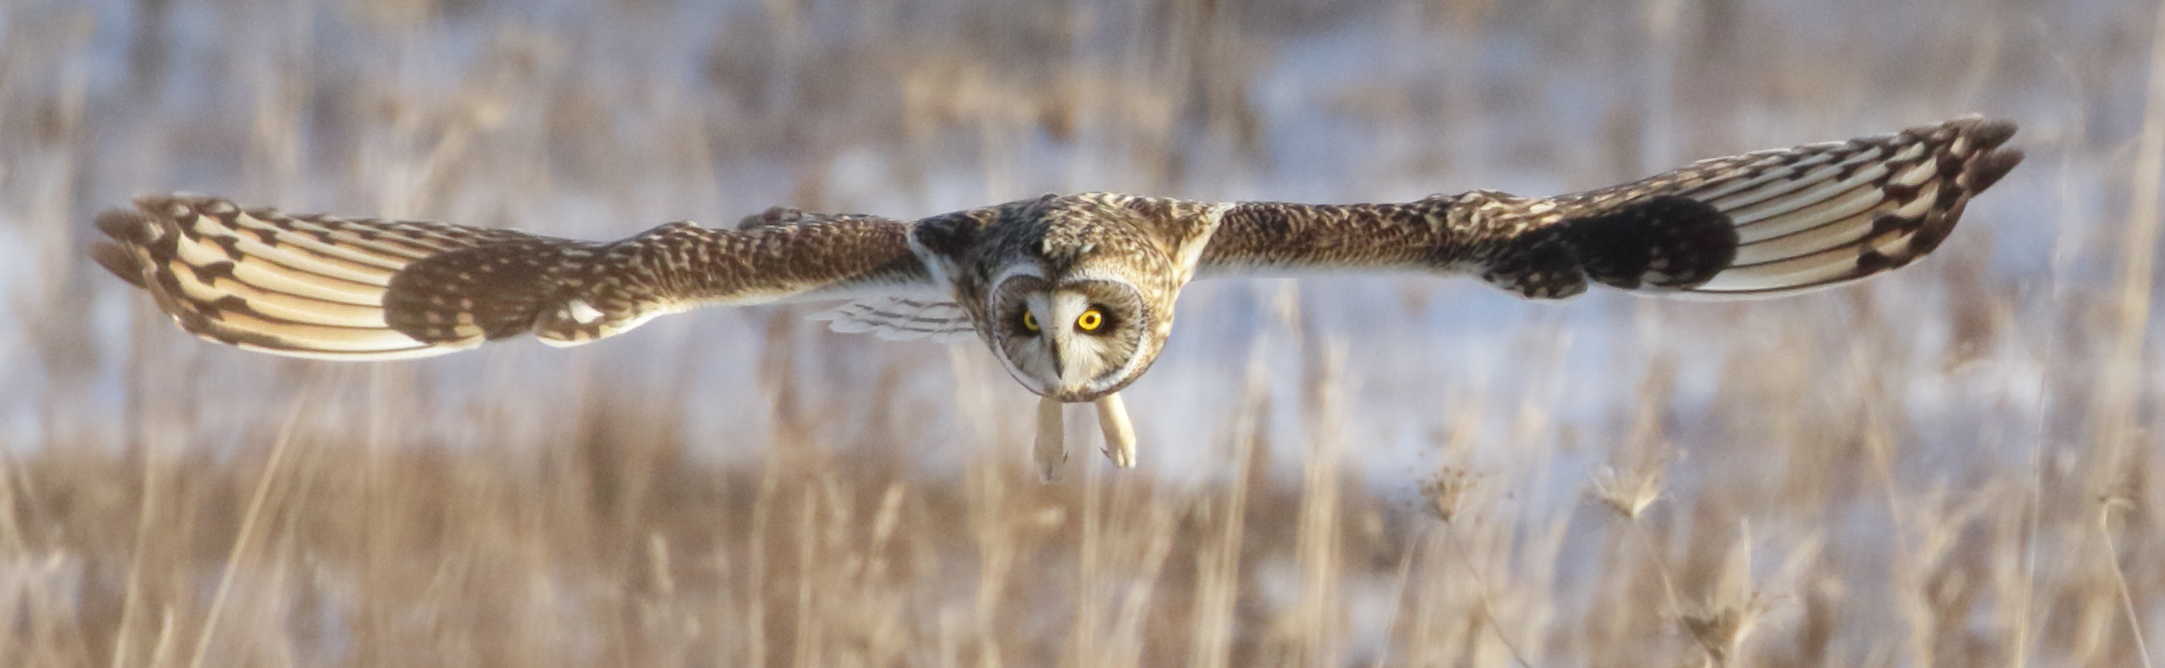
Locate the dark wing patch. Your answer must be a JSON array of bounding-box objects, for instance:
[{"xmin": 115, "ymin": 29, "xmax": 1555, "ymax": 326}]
[
  {"xmin": 88, "ymin": 195, "xmax": 528, "ymax": 360},
  {"xmin": 1195, "ymin": 117, "xmax": 2020, "ymax": 302},
  {"xmin": 1556, "ymin": 117, "xmax": 2023, "ymax": 298},
  {"xmin": 1564, "ymin": 195, "xmax": 1738, "ymax": 290},
  {"xmin": 92, "ymin": 196, "xmax": 940, "ymax": 359},
  {"xmin": 382, "ymin": 237, "xmax": 589, "ymax": 342}
]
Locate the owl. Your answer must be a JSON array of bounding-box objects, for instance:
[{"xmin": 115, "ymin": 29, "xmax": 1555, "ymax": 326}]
[{"xmin": 91, "ymin": 117, "xmax": 2023, "ymax": 478}]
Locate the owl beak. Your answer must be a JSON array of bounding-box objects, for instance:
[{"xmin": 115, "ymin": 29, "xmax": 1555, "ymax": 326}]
[
  {"xmin": 1049, "ymin": 340, "xmax": 1105, "ymax": 400},
  {"xmin": 1042, "ymin": 300, "xmax": 1100, "ymax": 397},
  {"xmin": 1045, "ymin": 339, "xmax": 1066, "ymax": 380},
  {"xmin": 1056, "ymin": 344, "xmax": 1090, "ymax": 388}
]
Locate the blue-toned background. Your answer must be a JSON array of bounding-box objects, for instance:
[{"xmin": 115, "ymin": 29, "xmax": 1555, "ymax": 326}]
[{"xmin": 1, "ymin": 1, "xmax": 2156, "ymax": 665}]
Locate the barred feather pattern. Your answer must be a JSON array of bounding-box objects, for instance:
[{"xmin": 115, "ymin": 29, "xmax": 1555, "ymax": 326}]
[
  {"xmin": 89, "ymin": 195, "xmax": 553, "ymax": 360},
  {"xmin": 91, "ymin": 196, "xmax": 931, "ymax": 360},
  {"xmin": 88, "ymin": 117, "xmax": 2021, "ymax": 393},
  {"xmin": 1551, "ymin": 116, "xmax": 2024, "ymax": 298},
  {"xmin": 1200, "ymin": 117, "xmax": 2023, "ymax": 300}
]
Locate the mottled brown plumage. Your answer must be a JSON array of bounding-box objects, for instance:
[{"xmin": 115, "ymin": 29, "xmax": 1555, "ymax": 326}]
[
  {"xmin": 92, "ymin": 117, "xmax": 2022, "ymax": 467},
  {"xmin": 1198, "ymin": 117, "xmax": 2020, "ymax": 299}
]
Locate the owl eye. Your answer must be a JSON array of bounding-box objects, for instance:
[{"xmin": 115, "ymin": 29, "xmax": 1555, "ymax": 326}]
[
  {"xmin": 1020, "ymin": 310, "xmax": 1040, "ymax": 333},
  {"xmin": 1076, "ymin": 308, "xmax": 1105, "ymax": 332}
]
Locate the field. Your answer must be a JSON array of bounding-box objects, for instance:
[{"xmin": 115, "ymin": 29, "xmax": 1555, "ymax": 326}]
[{"xmin": 2, "ymin": 0, "xmax": 2161, "ymax": 665}]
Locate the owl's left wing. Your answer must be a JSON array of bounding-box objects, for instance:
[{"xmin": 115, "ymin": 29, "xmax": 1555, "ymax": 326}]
[
  {"xmin": 91, "ymin": 196, "xmax": 940, "ymax": 360},
  {"xmin": 1195, "ymin": 117, "xmax": 2022, "ymax": 299}
]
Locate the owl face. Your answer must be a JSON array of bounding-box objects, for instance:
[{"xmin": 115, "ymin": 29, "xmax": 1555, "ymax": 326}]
[{"xmin": 984, "ymin": 261, "xmax": 1165, "ymax": 403}]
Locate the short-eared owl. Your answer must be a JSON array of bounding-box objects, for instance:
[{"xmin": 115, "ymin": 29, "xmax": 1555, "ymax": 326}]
[{"xmin": 93, "ymin": 117, "xmax": 2023, "ymax": 475}]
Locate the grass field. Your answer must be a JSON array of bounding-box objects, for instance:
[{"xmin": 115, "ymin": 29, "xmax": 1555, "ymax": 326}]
[{"xmin": 2, "ymin": 0, "xmax": 2162, "ymax": 665}]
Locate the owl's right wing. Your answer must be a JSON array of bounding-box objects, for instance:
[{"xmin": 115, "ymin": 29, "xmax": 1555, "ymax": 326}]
[
  {"xmin": 1196, "ymin": 117, "xmax": 2022, "ymax": 300},
  {"xmin": 91, "ymin": 196, "xmax": 942, "ymax": 360}
]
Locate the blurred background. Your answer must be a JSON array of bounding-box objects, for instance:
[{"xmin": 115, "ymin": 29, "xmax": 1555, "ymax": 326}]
[{"xmin": 2, "ymin": 0, "xmax": 2160, "ymax": 665}]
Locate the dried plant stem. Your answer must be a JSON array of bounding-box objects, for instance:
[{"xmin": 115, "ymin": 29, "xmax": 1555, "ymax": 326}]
[
  {"xmin": 2013, "ymin": 432, "xmax": 2045, "ymax": 667},
  {"xmin": 110, "ymin": 431, "xmax": 166, "ymax": 668},
  {"xmin": 2091, "ymin": 0, "xmax": 2165, "ymax": 460},
  {"xmin": 793, "ymin": 490, "xmax": 820, "ymax": 668},
  {"xmin": 148, "ymin": 609, "xmax": 178, "ymax": 668},
  {"xmin": 1627, "ymin": 521, "xmax": 1685, "ymax": 621},
  {"xmin": 1374, "ymin": 532, "xmax": 1420, "ymax": 668},
  {"xmin": 1294, "ymin": 343, "xmax": 1345, "ymax": 664},
  {"xmin": 187, "ymin": 390, "xmax": 312, "ymax": 668},
  {"xmin": 1187, "ymin": 356, "xmax": 1267, "ymax": 668},
  {"xmin": 1106, "ymin": 505, "xmax": 1178, "ymax": 666},
  {"xmin": 746, "ymin": 445, "xmax": 784, "ymax": 668},
  {"xmin": 2087, "ymin": 8, "xmax": 2165, "ymax": 665},
  {"xmin": 1440, "ymin": 527, "xmax": 1535, "ymax": 668},
  {"xmin": 1073, "ymin": 449, "xmax": 1109, "ymax": 664},
  {"xmin": 2098, "ymin": 501, "xmax": 2156, "ymax": 668},
  {"xmin": 361, "ymin": 363, "xmax": 396, "ymax": 664}
]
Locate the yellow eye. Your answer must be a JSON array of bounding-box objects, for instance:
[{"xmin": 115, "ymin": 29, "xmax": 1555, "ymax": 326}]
[
  {"xmin": 1021, "ymin": 311, "xmax": 1040, "ymax": 333},
  {"xmin": 1076, "ymin": 308, "xmax": 1104, "ymax": 332}
]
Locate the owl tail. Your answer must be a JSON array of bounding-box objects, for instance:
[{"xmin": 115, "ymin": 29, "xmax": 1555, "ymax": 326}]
[
  {"xmin": 1565, "ymin": 117, "xmax": 2023, "ymax": 299},
  {"xmin": 90, "ymin": 195, "xmax": 591, "ymax": 360}
]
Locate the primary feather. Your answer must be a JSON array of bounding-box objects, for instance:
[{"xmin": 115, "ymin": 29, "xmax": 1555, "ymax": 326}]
[{"xmin": 91, "ymin": 196, "xmax": 932, "ymax": 359}]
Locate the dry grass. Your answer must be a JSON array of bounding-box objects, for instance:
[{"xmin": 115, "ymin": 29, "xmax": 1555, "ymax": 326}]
[{"xmin": 2, "ymin": 0, "xmax": 2161, "ymax": 665}]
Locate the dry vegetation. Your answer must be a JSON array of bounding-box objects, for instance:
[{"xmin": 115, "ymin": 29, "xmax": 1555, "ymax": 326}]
[{"xmin": 2, "ymin": 0, "xmax": 2161, "ymax": 665}]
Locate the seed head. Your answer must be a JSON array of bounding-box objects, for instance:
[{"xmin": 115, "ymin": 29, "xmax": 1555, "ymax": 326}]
[
  {"xmin": 1682, "ymin": 592, "xmax": 1771, "ymax": 665},
  {"xmin": 1590, "ymin": 464, "xmax": 1664, "ymax": 521},
  {"xmin": 1419, "ymin": 466, "xmax": 1480, "ymax": 524}
]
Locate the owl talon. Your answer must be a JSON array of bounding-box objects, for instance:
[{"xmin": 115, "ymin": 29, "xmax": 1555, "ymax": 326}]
[
  {"xmin": 1094, "ymin": 393, "xmax": 1137, "ymax": 469},
  {"xmin": 1033, "ymin": 397, "xmax": 1067, "ymax": 482}
]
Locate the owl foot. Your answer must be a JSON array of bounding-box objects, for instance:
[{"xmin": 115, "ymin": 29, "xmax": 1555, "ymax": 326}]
[{"xmin": 1094, "ymin": 393, "xmax": 1137, "ymax": 469}]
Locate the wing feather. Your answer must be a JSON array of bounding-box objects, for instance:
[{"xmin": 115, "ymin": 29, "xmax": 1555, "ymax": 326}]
[
  {"xmin": 1195, "ymin": 117, "xmax": 2022, "ymax": 301},
  {"xmin": 1660, "ymin": 118, "xmax": 2021, "ymax": 298},
  {"xmin": 809, "ymin": 297, "xmax": 977, "ymax": 342},
  {"xmin": 92, "ymin": 195, "xmax": 941, "ymax": 360}
]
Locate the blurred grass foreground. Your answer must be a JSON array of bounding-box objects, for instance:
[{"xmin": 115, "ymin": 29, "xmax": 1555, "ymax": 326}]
[{"xmin": 3, "ymin": 0, "xmax": 2164, "ymax": 665}]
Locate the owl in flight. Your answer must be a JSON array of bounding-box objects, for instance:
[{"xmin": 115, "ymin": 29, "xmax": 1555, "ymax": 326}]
[{"xmin": 93, "ymin": 117, "xmax": 2022, "ymax": 476}]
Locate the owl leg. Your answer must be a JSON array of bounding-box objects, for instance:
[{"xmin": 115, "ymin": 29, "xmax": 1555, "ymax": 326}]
[
  {"xmin": 1094, "ymin": 393, "xmax": 1138, "ymax": 469},
  {"xmin": 1034, "ymin": 397, "xmax": 1068, "ymax": 482}
]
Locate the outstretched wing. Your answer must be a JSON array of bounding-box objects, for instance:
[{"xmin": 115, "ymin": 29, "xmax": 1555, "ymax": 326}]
[
  {"xmin": 1197, "ymin": 117, "xmax": 2023, "ymax": 299},
  {"xmin": 90, "ymin": 195, "xmax": 938, "ymax": 360}
]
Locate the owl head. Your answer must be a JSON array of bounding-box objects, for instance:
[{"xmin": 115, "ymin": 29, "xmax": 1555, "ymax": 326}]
[{"xmin": 976, "ymin": 199, "xmax": 1184, "ymax": 403}]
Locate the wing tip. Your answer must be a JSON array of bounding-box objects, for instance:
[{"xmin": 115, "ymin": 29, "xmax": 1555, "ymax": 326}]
[
  {"xmin": 1947, "ymin": 116, "xmax": 2023, "ymax": 190},
  {"xmin": 88, "ymin": 241, "xmax": 149, "ymax": 288},
  {"xmin": 94, "ymin": 208, "xmax": 158, "ymax": 243},
  {"xmin": 1968, "ymin": 147, "xmax": 2025, "ymax": 192},
  {"xmin": 91, "ymin": 193, "xmax": 478, "ymax": 362},
  {"xmin": 1967, "ymin": 118, "xmax": 2019, "ymax": 147},
  {"xmin": 91, "ymin": 195, "xmax": 212, "ymax": 296},
  {"xmin": 1670, "ymin": 116, "xmax": 2023, "ymax": 299}
]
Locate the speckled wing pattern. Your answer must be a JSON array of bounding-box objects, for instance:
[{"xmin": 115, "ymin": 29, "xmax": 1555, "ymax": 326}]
[
  {"xmin": 90, "ymin": 195, "xmax": 932, "ymax": 360},
  {"xmin": 1198, "ymin": 117, "xmax": 2022, "ymax": 299}
]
